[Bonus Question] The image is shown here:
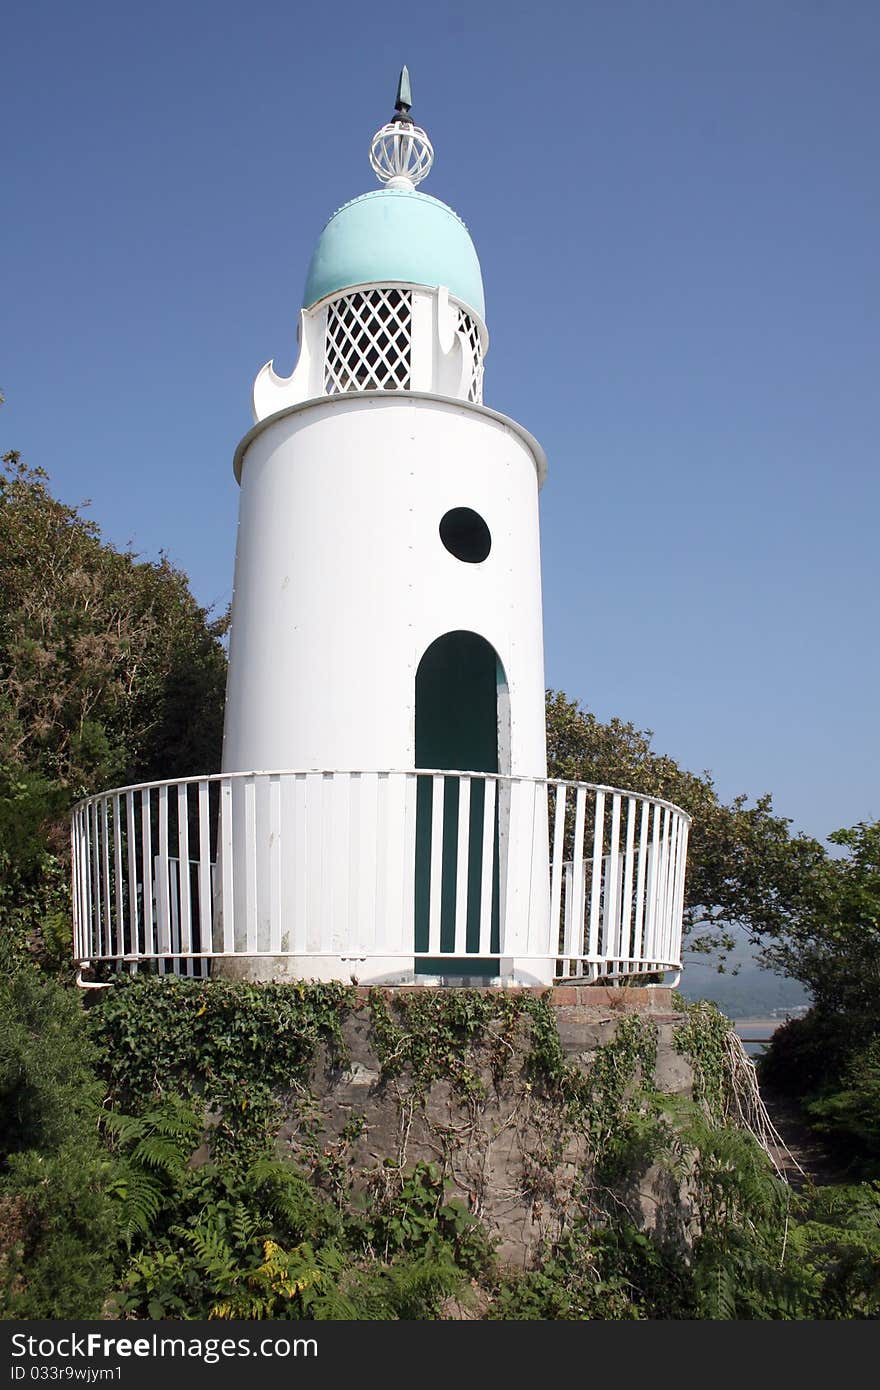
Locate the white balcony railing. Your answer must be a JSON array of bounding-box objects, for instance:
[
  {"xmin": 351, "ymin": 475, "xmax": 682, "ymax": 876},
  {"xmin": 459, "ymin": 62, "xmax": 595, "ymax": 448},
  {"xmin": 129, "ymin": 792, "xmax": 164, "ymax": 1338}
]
[{"xmin": 71, "ymin": 770, "xmax": 690, "ymax": 986}]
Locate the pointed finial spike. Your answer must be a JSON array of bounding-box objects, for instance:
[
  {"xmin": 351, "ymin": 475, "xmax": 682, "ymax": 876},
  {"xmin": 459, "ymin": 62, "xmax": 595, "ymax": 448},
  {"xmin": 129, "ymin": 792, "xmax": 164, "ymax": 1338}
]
[
  {"xmin": 395, "ymin": 65, "xmax": 412, "ymax": 116},
  {"xmin": 371, "ymin": 66, "xmax": 433, "ymax": 187}
]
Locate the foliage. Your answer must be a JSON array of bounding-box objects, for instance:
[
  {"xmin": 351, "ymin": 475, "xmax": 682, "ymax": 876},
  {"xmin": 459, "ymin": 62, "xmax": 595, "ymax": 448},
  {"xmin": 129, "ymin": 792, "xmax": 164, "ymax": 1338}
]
[
  {"xmin": 5, "ymin": 965, "xmax": 880, "ymax": 1321},
  {"xmin": 99, "ymin": 1088, "xmax": 474, "ymax": 1320},
  {"xmin": 686, "ymin": 1115, "xmax": 880, "ymax": 1318},
  {"xmin": 0, "ymin": 452, "xmax": 228, "ymax": 792},
  {"xmin": 759, "ymin": 821, "xmax": 880, "ymax": 1175},
  {"xmin": 84, "ymin": 978, "xmax": 484, "ymax": 1318},
  {"xmin": 367, "ymin": 987, "xmax": 525, "ymax": 1099},
  {"xmin": 764, "ymin": 1023, "xmax": 880, "ymax": 1177},
  {"xmin": 787, "ymin": 1183, "xmax": 880, "ymax": 1318},
  {"xmin": 116, "ymin": 1173, "xmax": 471, "ymax": 1321},
  {"xmin": 0, "ymin": 452, "xmax": 228, "ymax": 969},
  {"xmin": 0, "ymin": 964, "xmax": 120, "ymax": 1318},
  {"xmin": 0, "ymin": 763, "xmax": 71, "ymax": 973},
  {"xmin": 804, "ymin": 1041, "xmax": 880, "ymax": 1169},
  {"xmin": 88, "ymin": 976, "xmax": 353, "ymax": 1122},
  {"xmin": 488, "ymin": 1224, "xmax": 650, "ymax": 1319},
  {"xmin": 759, "ymin": 820, "xmax": 880, "ymax": 1018},
  {"xmin": 681, "ymin": 1112, "xmax": 798, "ymax": 1318},
  {"xmin": 103, "ymin": 1095, "xmax": 205, "ymax": 1243},
  {"xmin": 673, "ymin": 998, "xmax": 735, "ymax": 1124},
  {"xmin": 491, "ymin": 1092, "xmax": 880, "ymax": 1320},
  {"xmin": 545, "ymin": 689, "xmax": 828, "ymax": 958},
  {"xmin": 103, "ymin": 1101, "xmax": 344, "ymax": 1320},
  {"xmin": 350, "ymin": 1161, "xmax": 492, "ymax": 1277}
]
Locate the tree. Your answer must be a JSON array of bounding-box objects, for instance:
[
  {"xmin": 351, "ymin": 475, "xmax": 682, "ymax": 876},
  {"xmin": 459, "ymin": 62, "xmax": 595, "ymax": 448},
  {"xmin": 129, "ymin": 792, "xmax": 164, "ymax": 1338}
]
[
  {"xmin": 545, "ymin": 690, "xmax": 828, "ymax": 956},
  {"xmin": 0, "ymin": 451, "xmax": 229, "ymax": 966},
  {"xmin": 758, "ymin": 821, "xmax": 880, "ymax": 1015},
  {"xmin": 0, "ymin": 452, "xmax": 228, "ymax": 793},
  {"xmin": 759, "ymin": 821, "xmax": 880, "ymax": 1159}
]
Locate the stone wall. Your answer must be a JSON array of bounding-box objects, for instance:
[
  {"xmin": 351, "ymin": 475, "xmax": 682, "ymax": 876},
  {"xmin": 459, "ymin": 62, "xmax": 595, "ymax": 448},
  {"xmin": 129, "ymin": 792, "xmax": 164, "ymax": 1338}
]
[{"xmin": 277, "ymin": 986, "xmax": 696, "ymax": 1267}]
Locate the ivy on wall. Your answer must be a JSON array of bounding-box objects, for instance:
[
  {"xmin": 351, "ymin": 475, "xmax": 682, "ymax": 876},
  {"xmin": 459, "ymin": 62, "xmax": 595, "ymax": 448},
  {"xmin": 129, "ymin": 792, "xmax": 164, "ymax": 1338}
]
[{"xmin": 5, "ymin": 975, "xmax": 875, "ymax": 1320}]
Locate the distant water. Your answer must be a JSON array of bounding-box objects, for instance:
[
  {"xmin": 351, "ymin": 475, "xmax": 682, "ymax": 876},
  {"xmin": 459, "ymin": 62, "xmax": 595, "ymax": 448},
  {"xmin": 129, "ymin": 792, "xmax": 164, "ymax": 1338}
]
[{"xmin": 735, "ymin": 1019, "xmax": 785, "ymax": 1060}]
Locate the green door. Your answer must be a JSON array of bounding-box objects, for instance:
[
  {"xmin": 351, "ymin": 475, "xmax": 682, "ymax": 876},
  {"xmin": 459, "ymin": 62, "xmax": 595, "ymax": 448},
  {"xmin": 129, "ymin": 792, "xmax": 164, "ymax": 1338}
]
[{"xmin": 414, "ymin": 631, "xmax": 502, "ymax": 975}]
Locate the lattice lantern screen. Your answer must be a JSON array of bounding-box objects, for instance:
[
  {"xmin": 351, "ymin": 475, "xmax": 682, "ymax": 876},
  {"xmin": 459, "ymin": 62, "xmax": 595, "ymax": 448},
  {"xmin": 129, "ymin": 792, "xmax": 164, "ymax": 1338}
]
[
  {"xmin": 324, "ymin": 288, "xmax": 412, "ymax": 394},
  {"xmin": 457, "ymin": 308, "xmax": 484, "ymax": 405}
]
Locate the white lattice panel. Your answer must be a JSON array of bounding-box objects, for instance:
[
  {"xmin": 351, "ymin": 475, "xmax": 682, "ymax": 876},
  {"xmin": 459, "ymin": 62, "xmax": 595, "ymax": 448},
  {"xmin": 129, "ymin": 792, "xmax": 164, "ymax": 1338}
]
[
  {"xmin": 457, "ymin": 308, "xmax": 484, "ymax": 404},
  {"xmin": 324, "ymin": 288, "xmax": 412, "ymax": 395}
]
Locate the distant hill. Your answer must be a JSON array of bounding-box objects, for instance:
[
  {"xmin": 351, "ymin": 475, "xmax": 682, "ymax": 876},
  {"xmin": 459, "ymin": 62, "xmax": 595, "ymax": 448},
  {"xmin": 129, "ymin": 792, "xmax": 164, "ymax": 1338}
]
[{"xmin": 679, "ymin": 931, "xmax": 811, "ymax": 1020}]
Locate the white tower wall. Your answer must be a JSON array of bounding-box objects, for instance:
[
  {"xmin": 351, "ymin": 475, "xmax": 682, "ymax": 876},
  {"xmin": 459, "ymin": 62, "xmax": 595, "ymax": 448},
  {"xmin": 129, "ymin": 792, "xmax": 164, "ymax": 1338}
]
[{"xmin": 223, "ymin": 393, "xmax": 547, "ymax": 780}]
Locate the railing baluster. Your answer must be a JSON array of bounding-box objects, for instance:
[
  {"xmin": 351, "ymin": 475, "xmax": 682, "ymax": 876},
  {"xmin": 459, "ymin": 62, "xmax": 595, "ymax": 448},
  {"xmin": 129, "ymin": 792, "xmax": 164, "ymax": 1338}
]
[
  {"xmin": 70, "ymin": 811, "xmax": 81, "ymax": 961},
  {"xmin": 453, "ymin": 775, "xmax": 471, "ymax": 957},
  {"xmin": 401, "ymin": 772, "xmax": 417, "ymax": 959},
  {"xmin": 647, "ymin": 802, "xmax": 662, "ymax": 964},
  {"xmin": 305, "ymin": 773, "xmax": 323, "ymax": 955},
  {"xmin": 523, "ymin": 779, "xmax": 541, "ymax": 957},
  {"xmin": 356, "ymin": 773, "xmax": 378, "ymax": 961},
  {"xmin": 662, "ymin": 811, "xmax": 677, "ymax": 965},
  {"xmin": 374, "ymin": 773, "xmax": 390, "ymax": 958},
  {"xmin": 478, "ymin": 776, "xmax": 497, "ymax": 957},
  {"xmin": 169, "ymin": 854, "xmax": 181, "ymax": 973},
  {"xmin": 568, "ymin": 786, "xmax": 587, "ymax": 971},
  {"xmin": 80, "ymin": 805, "xmax": 91, "ymax": 962},
  {"xmin": 620, "ymin": 796, "xmax": 636, "ymax": 967},
  {"xmin": 633, "ymin": 799, "xmax": 649, "ymax": 961},
  {"xmin": 347, "ymin": 772, "xmax": 361, "ymax": 956},
  {"xmin": 87, "ymin": 803, "xmax": 98, "ymax": 960},
  {"xmin": 157, "ymin": 785, "xmax": 170, "ymax": 963},
  {"xmin": 90, "ymin": 800, "xmax": 102, "ymax": 959},
  {"xmin": 244, "ymin": 776, "xmax": 258, "ymax": 955},
  {"xmin": 83, "ymin": 805, "xmax": 93, "ymax": 962},
  {"xmin": 125, "ymin": 792, "xmax": 138, "ymax": 960},
  {"xmin": 100, "ymin": 798, "xmax": 112, "ymax": 960},
  {"xmin": 428, "ymin": 774, "xmax": 445, "ymax": 956},
  {"xmin": 82, "ymin": 805, "xmax": 94, "ymax": 960},
  {"xmin": 292, "ymin": 773, "xmax": 307, "ymax": 954},
  {"xmin": 220, "ymin": 778, "xmax": 234, "ymax": 954},
  {"xmin": 112, "ymin": 795, "xmax": 124, "ymax": 960},
  {"xmin": 330, "ymin": 772, "xmax": 350, "ymax": 956},
  {"xmin": 269, "ymin": 774, "xmax": 282, "ymax": 955},
  {"xmin": 549, "ymin": 784, "xmax": 566, "ymax": 968},
  {"xmin": 658, "ymin": 807, "xmax": 671, "ymax": 965},
  {"xmin": 140, "ymin": 790, "xmax": 154, "ymax": 959},
  {"xmin": 197, "ymin": 780, "xmax": 212, "ymax": 955},
  {"xmin": 672, "ymin": 818, "xmax": 689, "ymax": 966},
  {"xmin": 177, "ymin": 783, "xmax": 191, "ymax": 958},
  {"xmin": 606, "ymin": 793, "xmax": 622, "ymax": 967},
  {"xmin": 587, "ymin": 789, "xmax": 604, "ymax": 963}
]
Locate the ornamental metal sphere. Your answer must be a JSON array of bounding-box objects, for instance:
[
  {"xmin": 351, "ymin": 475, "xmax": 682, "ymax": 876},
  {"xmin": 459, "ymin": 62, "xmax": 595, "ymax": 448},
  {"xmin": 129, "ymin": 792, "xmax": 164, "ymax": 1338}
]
[{"xmin": 369, "ymin": 122, "xmax": 434, "ymax": 189}]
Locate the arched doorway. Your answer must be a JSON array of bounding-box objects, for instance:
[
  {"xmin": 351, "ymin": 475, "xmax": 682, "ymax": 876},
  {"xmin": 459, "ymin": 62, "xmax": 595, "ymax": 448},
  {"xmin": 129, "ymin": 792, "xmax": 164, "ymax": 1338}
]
[{"xmin": 414, "ymin": 631, "xmax": 507, "ymax": 974}]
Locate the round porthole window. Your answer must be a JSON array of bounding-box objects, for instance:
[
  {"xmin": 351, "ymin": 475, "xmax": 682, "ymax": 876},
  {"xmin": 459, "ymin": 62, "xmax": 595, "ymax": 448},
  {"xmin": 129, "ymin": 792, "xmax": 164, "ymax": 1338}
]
[{"xmin": 439, "ymin": 507, "xmax": 491, "ymax": 564}]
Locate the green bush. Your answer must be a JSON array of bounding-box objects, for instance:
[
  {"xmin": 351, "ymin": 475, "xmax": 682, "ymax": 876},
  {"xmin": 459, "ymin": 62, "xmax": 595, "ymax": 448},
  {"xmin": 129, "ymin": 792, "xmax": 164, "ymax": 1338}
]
[{"xmin": 0, "ymin": 966, "xmax": 119, "ymax": 1317}]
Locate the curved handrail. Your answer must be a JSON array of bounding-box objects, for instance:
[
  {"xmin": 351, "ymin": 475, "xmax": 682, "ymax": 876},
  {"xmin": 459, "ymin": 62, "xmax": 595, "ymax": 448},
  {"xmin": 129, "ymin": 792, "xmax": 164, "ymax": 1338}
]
[
  {"xmin": 71, "ymin": 768, "xmax": 691, "ymax": 824},
  {"xmin": 70, "ymin": 769, "xmax": 689, "ymax": 986}
]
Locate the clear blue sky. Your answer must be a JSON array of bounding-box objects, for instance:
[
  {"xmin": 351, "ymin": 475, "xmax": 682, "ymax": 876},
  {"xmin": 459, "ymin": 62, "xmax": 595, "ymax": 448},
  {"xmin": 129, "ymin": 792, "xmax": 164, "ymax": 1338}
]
[{"xmin": 4, "ymin": 0, "xmax": 878, "ymax": 845}]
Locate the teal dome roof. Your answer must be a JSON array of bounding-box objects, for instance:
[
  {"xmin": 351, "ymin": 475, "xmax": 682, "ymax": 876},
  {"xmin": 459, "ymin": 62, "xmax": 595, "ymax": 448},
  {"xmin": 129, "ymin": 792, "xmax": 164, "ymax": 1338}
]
[{"xmin": 302, "ymin": 188, "xmax": 485, "ymax": 320}]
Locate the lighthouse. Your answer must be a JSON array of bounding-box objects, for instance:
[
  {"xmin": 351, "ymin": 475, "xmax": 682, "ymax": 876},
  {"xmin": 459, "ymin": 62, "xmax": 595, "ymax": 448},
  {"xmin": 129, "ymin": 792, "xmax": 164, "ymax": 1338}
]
[
  {"xmin": 219, "ymin": 70, "xmax": 552, "ymax": 984},
  {"xmin": 69, "ymin": 72, "xmax": 690, "ymax": 992}
]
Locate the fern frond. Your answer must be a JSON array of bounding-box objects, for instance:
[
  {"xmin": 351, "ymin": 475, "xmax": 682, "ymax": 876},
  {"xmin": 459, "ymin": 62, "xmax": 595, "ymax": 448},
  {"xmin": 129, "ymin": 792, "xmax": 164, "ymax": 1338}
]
[
  {"xmin": 132, "ymin": 1135, "xmax": 190, "ymax": 1175},
  {"xmin": 180, "ymin": 1221, "xmax": 236, "ymax": 1277},
  {"xmin": 102, "ymin": 1111, "xmax": 148, "ymax": 1144},
  {"xmin": 106, "ymin": 1169, "xmax": 165, "ymax": 1241}
]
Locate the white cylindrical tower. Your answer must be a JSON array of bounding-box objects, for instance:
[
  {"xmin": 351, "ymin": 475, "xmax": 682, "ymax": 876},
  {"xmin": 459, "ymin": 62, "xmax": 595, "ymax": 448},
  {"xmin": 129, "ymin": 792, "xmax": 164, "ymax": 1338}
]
[{"xmin": 220, "ymin": 72, "xmax": 550, "ymax": 984}]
